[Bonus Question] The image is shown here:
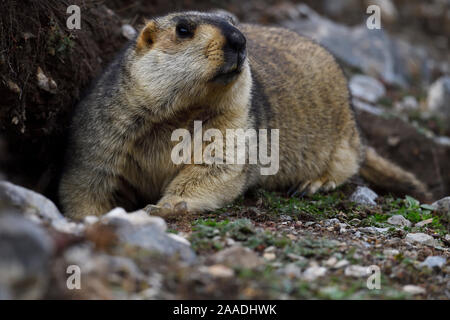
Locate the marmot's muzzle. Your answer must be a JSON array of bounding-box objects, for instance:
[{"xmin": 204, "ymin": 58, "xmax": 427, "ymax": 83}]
[{"xmin": 212, "ymin": 26, "xmax": 247, "ymax": 84}]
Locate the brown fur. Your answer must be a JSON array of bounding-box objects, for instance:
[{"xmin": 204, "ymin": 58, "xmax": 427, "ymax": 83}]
[{"xmin": 59, "ymin": 11, "xmax": 429, "ymax": 220}]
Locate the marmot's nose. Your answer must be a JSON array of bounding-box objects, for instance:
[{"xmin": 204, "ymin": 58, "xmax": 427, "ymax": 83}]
[{"xmin": 226, "ymin": 29, "xmax": 246, "ymax": 53}]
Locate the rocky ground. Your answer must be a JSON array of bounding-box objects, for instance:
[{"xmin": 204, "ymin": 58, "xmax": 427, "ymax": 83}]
[
  {"xmin": 1, "ymin": 1, "xmax": 449, "ymax": 300},
  {"xmin": 0, "ymin": 180, "xmax": 449, "ymax": 299}
]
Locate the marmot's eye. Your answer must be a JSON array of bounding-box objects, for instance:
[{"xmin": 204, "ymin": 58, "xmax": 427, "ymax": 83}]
[{"xmin": 176, "ymin": 23, "xmax": 194, "ymax": 38}]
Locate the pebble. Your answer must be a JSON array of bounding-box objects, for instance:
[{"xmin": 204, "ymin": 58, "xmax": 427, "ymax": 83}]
[
  {"xmin": 302, "ymin": 266, "xmax": 327, "ymax": 281},
  {"xmin": 419, "ymin": 256, "xmax": 446, "ymax": 269},
  {"xmin": 431, "ymin": 197, "xmax": 450, "ymax": 223},
  {"xmin": 403, "ymin": 285, "xmax": 426, "ymax": 295},
  {"xmin": 349, "ymin": 186, "xmax": 378, "ymax": 206},
  {"xmin": 334, "ymin": 259, "xmax": 350, "ymax": 269},
  {"xmin": 324, "ymin": 257, "xmax": 338, "ymax": 267},
  {"xmin": 212, "ymin": 246, "xmax": 263, "ymax": 269},
  {"xmin": 282, "ymin": 263, "xmax": 302, "ymax": 278},
  {"xmin": 359, "ymin": 227, "xmax": 389, "ymax": 234},
  {"xmin": 427, "ymin": 76, "xmax": 450, "ymax": 118},
  {"xmin": 387, "ymin": 215, "xmax": 412, "ymax": 227},
  {"xmin": 205, "ymin": 265, "xmax": 235, "ymax": 278},
  {"xmin": 323, "ymin": 218, "xmax": 340, "ymax": 227},
  {"xmin": 263, "ymin": 252, "xmax": 276, "ymax": 261},
  {"xmin": 415, "ymin": 218, "xmax": 433, "ymax": 228},
  {"xmin": 344, "ymin": 265, "xmax": 368, "ymax": 277},
  {"xmin": 84, "ymin": 216, "xmax": 99, "ymax": 225},
  {"xmin": 394, "ymin": 95, "xmax": 419, "ymax": 112},
  {"xmin": 286, "ymin": 253, "xmax": 307, "ymax": 263},
  {"xmin": 280, "ymin": 215, "xmax": 293, "ymax": 221},
  {"xmin": 225, "ymin": 238, "xmax": 236, "ymax": 246},
  {"xmin": 383, "ymin": 249, "xmax": 400, "ymax": 257},
  {"xmin": 405, "ymin": 233, "xmax": 437, "ymax": 246},
  {"xmin": 349, "ymin": 75, "xmax": 386, "ymax": 103}
]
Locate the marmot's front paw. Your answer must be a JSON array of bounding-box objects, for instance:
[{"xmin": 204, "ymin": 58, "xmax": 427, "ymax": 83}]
[{"xmin": 144, "ymin": 200, "xmax": 188, "ymax": 218}]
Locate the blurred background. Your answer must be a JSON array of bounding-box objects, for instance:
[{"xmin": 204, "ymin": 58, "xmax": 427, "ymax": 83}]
[{"xmin": 0, "ymin": 0, "xmax": 449, "ymax": 200}]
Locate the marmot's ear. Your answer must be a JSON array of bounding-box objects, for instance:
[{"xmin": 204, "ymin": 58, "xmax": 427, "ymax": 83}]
[{"xmin": 136, "ymin": 20, "xmax": 157, "ymax": 53}]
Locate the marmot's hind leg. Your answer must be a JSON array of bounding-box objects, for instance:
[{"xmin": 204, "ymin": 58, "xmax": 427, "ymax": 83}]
[{"xmin": 289, "ymin": 135, "xmax": 362, "ymax": 197}]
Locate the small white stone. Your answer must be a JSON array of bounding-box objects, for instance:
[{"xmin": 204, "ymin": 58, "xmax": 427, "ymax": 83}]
[
  {"xmin": 324, "ymin": 257, "xmax": 338, "ymax": 267},
  {"xmin": 350, "ymin": 75, "xmax": 386, "ymax": 103},
  {"xmin": 427, "ymin": 76, "xmax": 450, "ymax": 117},
  {"xmin": 264, "ymin": 246, "xmax": 276, "ymax": 253},
  {"xmin": 206, "ymin": 265, "xmax": 235, "ymax": 278},
  {"xmin": 359, "ymin": 227, "xmax": 389, "ymax": 234},
  {"xmin": 344, "ymin": 265, "xmax": 368, "ymax": 277},
  {"xmin": 323, "ymin": 218, "xmax": 340, "ymax": 226},
  {"xmin": 419, "ymin": 256, "xmax": 446, "ymax": 269},
  {"xmin": 263, "ymin": 252, "xmax": 276, "ymax": 261},
  {"xmin": 349, "ymin": 186, "xmax": 378, "ymax": 206},
  {"xmin": 287, "ymin": 253, "xmax": 307, "ymax": 262},
  {"xmin": 383, "ymin": 249, "xmax": 400, "ymax": 257},
  {"xmin": 102, "ymin": 208, "xmax": 167, "ymax": 231},
  {"xmin": 302, "ymin": 266, "xmax": 327, "ymax": 281},
  {"xmin": 403, "ymin": 285, "xmax": 426, "ymax": 295},
  {"xmin": 334, "ymin": 259, "xmax": 350, "ymax": 269},
  {"xmin": 225, "ymin": 238, "xmax": 235, "ymax": 246},
  {"xmin": 168, "ymin": 233, "xmax": 191, "ymax": 246},
  {"xmin": 84, "ymin": 216, "xmax": 99, "ymax": 225},
  {"xmin": 394, "ymin": 95, "xmax": 419, "ymax": 112}
]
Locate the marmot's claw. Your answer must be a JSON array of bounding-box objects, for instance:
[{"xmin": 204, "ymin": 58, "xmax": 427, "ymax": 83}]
[
  {"xmin": 144, "ymin": 201, "xmax": 188, "ymax": 218},
  {"xmin": 288, "ymin": 181, "xmax": 310, "ymax": 198}
]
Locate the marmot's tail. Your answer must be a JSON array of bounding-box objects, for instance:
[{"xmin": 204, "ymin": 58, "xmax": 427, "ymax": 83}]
[{"xmin": 359, "ymin": 147, "xmax": 432, "ymax": 202}]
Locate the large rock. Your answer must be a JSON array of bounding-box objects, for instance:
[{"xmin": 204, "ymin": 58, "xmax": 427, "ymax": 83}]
[
  {"xmin": 0, "ymin": 180, "xmax": 62, "ymax": 220},
  {"xmin": 100, "ymin": 208, "xmax": 196, "ymax": 263},
  {"xmin": 278, "ymin": 4, "xmax": 440, "ymax": 88},
  {"xmin": 0, "ymin": 214, "xmax": 54, "ymax": 299},
  {"xmin": 0, "ymin": 181, "xmax": 83, "ymax": 234},
  {"xmin": 431, "ymin": 197, "xmax": 450, "ymax": 223}
]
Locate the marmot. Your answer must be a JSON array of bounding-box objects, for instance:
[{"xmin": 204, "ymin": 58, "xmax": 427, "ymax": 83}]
[{"xmin": 59, "ymin": 11, "xmax": 430, "ymax": 220}]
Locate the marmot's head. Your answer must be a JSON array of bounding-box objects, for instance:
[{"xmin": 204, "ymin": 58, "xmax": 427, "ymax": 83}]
[{"xmin": 129, "ymin": 11, "xmax": 251, "ymax": 115}]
